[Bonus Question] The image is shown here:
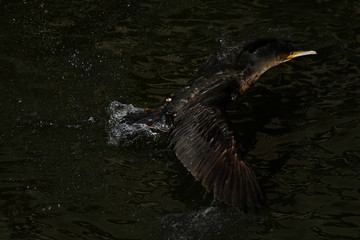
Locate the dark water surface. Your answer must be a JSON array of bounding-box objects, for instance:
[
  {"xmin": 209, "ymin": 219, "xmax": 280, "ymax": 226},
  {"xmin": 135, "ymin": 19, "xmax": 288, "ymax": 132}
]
[{"xmin": 1, "ymin": 1, "xmax": 360, "ymax": 239}]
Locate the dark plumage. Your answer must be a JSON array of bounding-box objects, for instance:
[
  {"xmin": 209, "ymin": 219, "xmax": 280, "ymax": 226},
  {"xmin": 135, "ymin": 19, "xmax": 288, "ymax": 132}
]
[{"xmin": 142, "ymin": 38, "xmax": 316, "ymax": 211}]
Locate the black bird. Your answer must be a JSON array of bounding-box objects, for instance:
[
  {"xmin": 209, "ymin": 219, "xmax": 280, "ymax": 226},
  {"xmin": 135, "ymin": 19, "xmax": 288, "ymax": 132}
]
[{"xmin": 138, "ymin": 38, "xmax": 316, "ymax": 211}]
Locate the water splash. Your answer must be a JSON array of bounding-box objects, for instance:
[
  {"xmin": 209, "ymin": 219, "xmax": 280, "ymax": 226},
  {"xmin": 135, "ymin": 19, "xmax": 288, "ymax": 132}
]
[
  {"xmin": 160, "ymin": 206, "xmax": 270, "ymax": 240},
  {"xmin": 160, "ymin": 207, "xmax": 243, "ymax": 240},
  {"xmin": 107, "ymin": 101, "xmax": 158, "ymax": 145}
]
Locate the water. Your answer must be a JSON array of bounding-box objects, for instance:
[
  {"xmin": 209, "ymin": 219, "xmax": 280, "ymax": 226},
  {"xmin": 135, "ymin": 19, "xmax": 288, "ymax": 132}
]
[{"xmin": 1, "ymin": 0, "xmax": 360, "ymax": 239}]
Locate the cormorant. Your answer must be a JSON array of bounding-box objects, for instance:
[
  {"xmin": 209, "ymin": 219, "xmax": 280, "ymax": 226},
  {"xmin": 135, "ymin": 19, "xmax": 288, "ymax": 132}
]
[{"xmin": 139, "ymin": 38, "xmax": 317, "ymax": 211}]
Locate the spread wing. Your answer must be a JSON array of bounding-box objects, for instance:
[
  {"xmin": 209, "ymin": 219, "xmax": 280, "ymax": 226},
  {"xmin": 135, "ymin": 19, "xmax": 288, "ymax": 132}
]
[{"xmin": 171, "ymin": 102, "xmax": 265, "ymax": 211}]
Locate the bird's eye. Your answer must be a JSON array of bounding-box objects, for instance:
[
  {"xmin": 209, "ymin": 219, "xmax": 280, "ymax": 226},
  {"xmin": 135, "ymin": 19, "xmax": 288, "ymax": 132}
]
[{"xmin": 290, "ymin": 51, "xmax": 294, "ymax": 55}]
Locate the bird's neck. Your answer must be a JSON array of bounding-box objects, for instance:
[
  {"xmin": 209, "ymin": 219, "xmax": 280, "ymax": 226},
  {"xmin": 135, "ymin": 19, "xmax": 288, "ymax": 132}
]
[
  {"xmin": 238, "ymin": 62, "xmax": 274, "ymax": 94},
  {"xmin": 238, "ymin": 67, "xmax": 261, "ymax": 94}
]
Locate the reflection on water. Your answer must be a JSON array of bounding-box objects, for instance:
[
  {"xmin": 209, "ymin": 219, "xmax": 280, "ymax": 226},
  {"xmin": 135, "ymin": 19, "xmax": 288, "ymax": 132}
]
[{"xmin": 1, "ymin": 0, "xmax": 360, "ymax": 239}]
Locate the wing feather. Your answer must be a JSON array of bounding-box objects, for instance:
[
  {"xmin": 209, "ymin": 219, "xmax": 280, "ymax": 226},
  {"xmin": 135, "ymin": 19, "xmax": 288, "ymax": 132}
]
[{"xmin": 171, "ymin": 102, "xmax": 264, "ymax": 210}]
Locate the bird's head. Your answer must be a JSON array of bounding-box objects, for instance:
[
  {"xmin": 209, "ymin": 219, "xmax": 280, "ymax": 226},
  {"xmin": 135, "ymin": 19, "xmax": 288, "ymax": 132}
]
[{"xmin": 244, "ymin": 38, "xmax": 317, "ymax": 76}]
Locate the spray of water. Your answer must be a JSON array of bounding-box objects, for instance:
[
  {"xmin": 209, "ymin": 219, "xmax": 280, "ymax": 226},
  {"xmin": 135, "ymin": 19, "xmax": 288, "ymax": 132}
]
[{"xmin": 107, "ymin": 101, "xmax": 158, "ymax": 145}]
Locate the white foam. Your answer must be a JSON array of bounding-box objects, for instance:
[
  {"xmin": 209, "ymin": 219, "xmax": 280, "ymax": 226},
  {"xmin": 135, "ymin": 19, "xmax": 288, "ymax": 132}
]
[{"xmin": 107, "ymin": 101, "xmax": 158, "ymax": 145}]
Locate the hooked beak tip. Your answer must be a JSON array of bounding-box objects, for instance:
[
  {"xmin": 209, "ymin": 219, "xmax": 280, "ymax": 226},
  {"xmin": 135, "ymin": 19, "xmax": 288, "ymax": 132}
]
[{"xmin": 294, "ymin": 50, "xmax": 317, "ymax": 57}]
